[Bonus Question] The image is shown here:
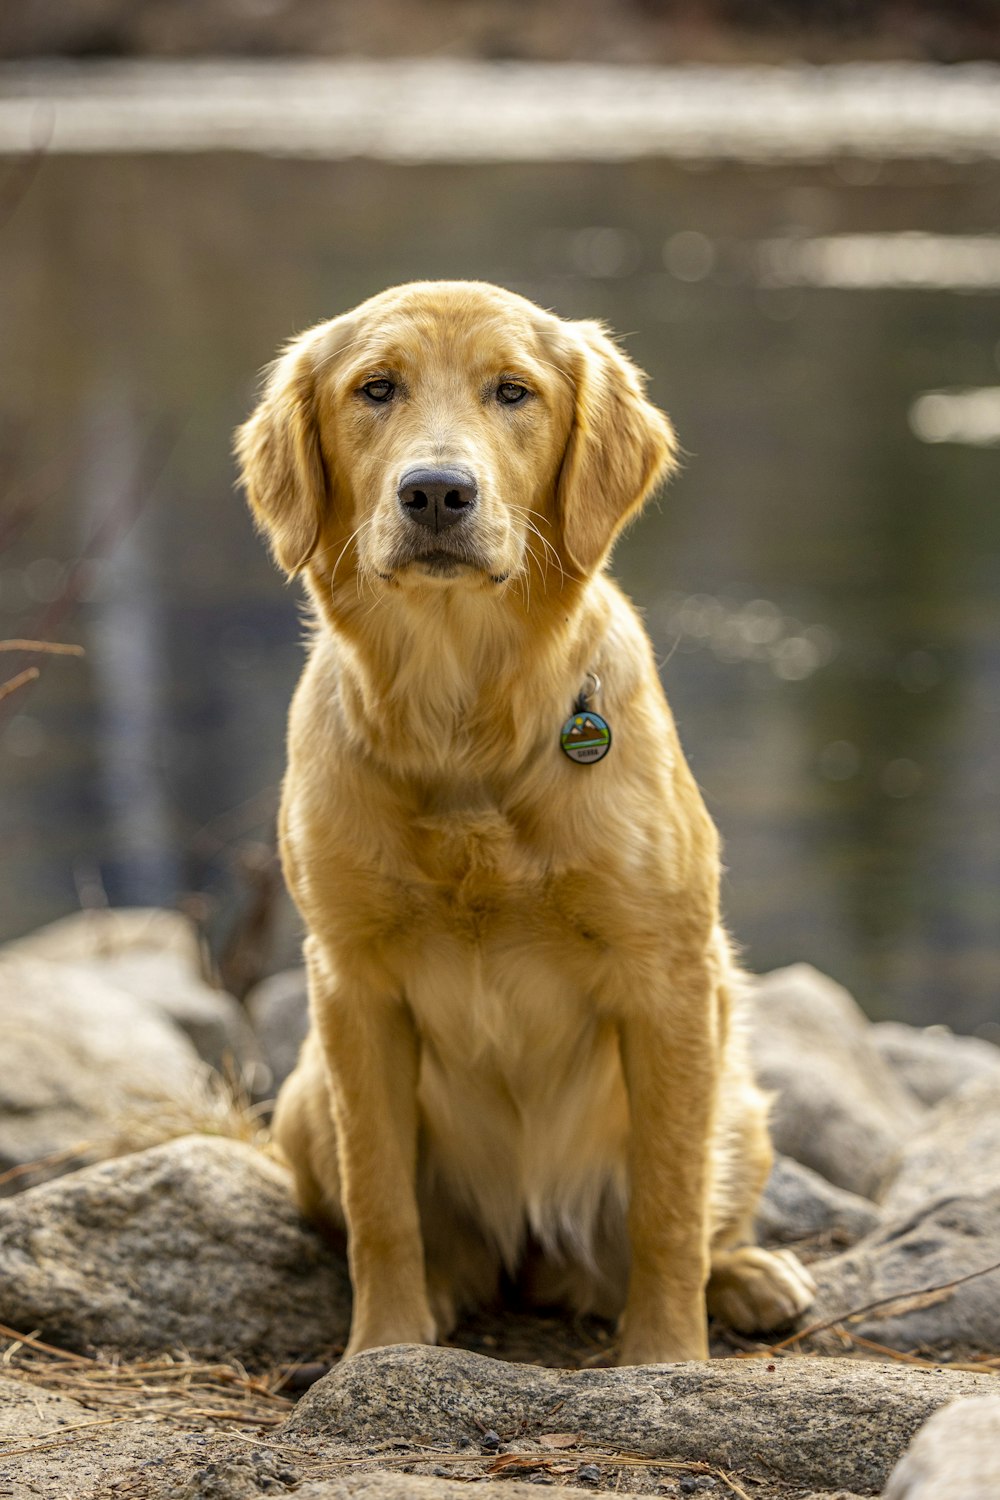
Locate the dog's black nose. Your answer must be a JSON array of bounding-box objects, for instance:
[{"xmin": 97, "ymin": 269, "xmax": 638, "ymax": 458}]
[{"xmin": 397, "ymin": 468, "xmax": 477, "ymax": 531}]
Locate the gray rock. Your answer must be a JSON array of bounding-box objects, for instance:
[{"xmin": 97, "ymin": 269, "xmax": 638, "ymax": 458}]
[
  {"xmin": 755, "ymin": 1152, "xmax": 881, "ymax": 1248},
  {"xmin": 883, "ymin": 1395, "xmax": 1000, "ymax": 1500},
  {"xmin": 880, "ymin": 1076, "xmax": 1000, "ymax": 1215},
  {"xmin": 872, "ymin": 1020, "xmax": 1000, "ymax": 1108},
  {"xmin": 810, "ymin": 1187, "xmax": 1000, "ymax": 1355},
  {"xmin": 0, "ymin": 1135, "xmax": 351, "ymax": 1364},
  {"xmin": 749, "ymin": 965, "xmax": 923, "ymax": 1198},
  {"xmin": 284, "ymin": 1344, "xmax": 992, "ymax": 1494},
  {"xmin": 4, "ymin": 907, "xmax": 267, "ymax": 1085},
  {"xmin": 80, "ymin": 947, "xmax": 268, "ymax": 1088},
  {"xmin": 245, "ymin": 966, "xmax": 309, "ymax": 1094},
  {"xmin": 0, "ymin": 953, "xmax": 204, "ymax": 1193}
]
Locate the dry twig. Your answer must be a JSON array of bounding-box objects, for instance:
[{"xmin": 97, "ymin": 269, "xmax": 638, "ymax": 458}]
[
  {"xmin": 297, "ymin": 1443, "xmax": 753, "ymax": 1499},
  {"xmin": 0, "ymin": 1331, "xmax": 293, "ymax": 1441},
  {"xmin": 0, "ymin": 638, "xmax": 84, "ymax": 706},
  {"xmin": 0, "ymin": 665, "xmax": 39, "ymax": 702},
  {"xmin": 0, "ymin": 1144, "xmax": 96, "ymax": 1191},
  {"xmin": 769, "ymin": 1256, "xmax": 1000, "ymax": 1352},
  {"xmin": 0, "ymin": 640, "xmax": 84, "ymax": 655}
]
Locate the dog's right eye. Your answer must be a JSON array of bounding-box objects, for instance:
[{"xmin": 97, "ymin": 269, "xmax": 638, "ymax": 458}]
[{"xmin": 361, "ymin": 379, "xmax": 395, "ymax": 403}]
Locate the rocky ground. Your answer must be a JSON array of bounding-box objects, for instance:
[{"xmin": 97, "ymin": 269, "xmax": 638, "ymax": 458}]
[{"xmin": 0, "ymin": 908, "xmax": 998, "ymax": 1498}]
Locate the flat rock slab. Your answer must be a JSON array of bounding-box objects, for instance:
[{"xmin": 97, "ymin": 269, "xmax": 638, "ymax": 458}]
[
  {"xmin": 0, "ymin": 1366, "xmax": 869, "ymax": 1500},
  {"xmin": 292, "ymin": 1484, "xmax": 863, "ymax": 1500},
  {"xmin": 284, "ymin": 1344, "xmax": 993, "ymax": 1494},
  {"xmin": 0, "ymin": 1135, "xmax": 351, "ymax": 1365},
  {"xmin": 749, "ymin": 965, "xmax": 923, "ymax": 1199}
]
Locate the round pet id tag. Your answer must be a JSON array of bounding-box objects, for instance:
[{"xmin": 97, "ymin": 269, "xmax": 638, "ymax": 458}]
[{"xmin": 560, "ymin": 709, "xmax": 612, "ymax": 764}]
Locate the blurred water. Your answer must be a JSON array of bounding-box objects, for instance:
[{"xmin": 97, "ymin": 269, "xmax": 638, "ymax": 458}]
[{"xmin": 1, "ymin": 149, "xmax": 999, "ymax": 1031}]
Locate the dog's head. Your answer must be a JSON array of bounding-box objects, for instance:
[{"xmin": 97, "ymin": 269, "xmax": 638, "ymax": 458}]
[{"xmin": 235, "ymin": 281, "xmax": 677, "ymax": 605}]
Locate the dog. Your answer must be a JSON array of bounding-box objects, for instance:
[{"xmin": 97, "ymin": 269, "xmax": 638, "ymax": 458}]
[{"xmin": 235, "ymin": 280, "xmax": 815, "ymax": 1365}]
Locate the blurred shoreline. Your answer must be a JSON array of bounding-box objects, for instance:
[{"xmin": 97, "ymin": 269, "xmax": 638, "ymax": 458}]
[
  {"xmin": 2, "ymin": 0, "xmax": 999, "ymax": 68},
  {"xmin": 2, "ymin": 59, "xmax": 1000, "ymax": 162}
]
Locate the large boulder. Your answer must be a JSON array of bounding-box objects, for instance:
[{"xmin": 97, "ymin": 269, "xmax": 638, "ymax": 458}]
[
  {"xmin": 284, "ymin": 1344, "xmax": 992, "ymax": 1495},
  {"xmin": 4, "ymin": 907, "xmax": 266, "ymax": 1085},
  {"xmin": 749, "ymin": 965, "xmax": 923, "ymax": 1198},
  {"xmin": 872, "ymin": 1020, "xmax": 1000, "ymax": 1108},
  {"xmin": 809, "ymin": 1186, "xmax": 1000, "ymax": 1355},
  {"xmin": 879, "ymin": 1076, "xmax": 1000, "ymax": 1215},
  {"xmin": 755, "ymin": 1152, "xmax": 881, "ymax": 1249},
  {"xmin": 0, "ymin": 1134, "xmax": 351, "ymax": 1364},
  {"xmin": 0, "ymin": 953, "xmax": 205, "ymax": 1193},
  {"xmin": 883, "ymin": 1395, "xmax": 1000, "ymax": 1500}
]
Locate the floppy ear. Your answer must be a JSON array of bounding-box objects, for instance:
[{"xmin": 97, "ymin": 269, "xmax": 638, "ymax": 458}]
[
  {"xmin": 234, "ymin": 335, "xmax": 328, "ymax": 577},
  {"xmin": 556, "ymin": 322, "xmax": 678, "ymax": 576}
]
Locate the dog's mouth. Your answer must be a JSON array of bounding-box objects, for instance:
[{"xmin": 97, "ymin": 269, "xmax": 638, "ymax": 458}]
[
  {"xmin": 384, "ymin": 546, "xmax": 509, "ymax": 585},
  {"xmin": 415, "ymin": 550, "xmax": 470, "ymax": 576}
]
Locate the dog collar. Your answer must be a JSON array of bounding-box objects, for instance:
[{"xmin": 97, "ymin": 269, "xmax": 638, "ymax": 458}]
[{"xmin": 560, "ymin": 673, "xmax": 612, "ymax": 764}]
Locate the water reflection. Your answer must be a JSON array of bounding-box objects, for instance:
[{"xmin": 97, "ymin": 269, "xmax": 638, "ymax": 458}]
[
  {"xmin": 910, "ymin": 386, "xmax": 1000, "ymax": 445},
  {"xmin": 81, "ymin": 384, "xmax": 178, "ymax": 906},
  {"xmin": 759, "ymin": 232, "xmax": 1000, "ymax": 289},
  {"xmin": 1, "ymin": 149, "xmax": 998, "ymax": 1032}
]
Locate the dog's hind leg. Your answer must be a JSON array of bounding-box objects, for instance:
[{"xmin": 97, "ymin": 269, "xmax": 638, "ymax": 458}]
[
  {"xmin": 272, "ymin": 1030, "xmax": 345, "ymax": 1238},
  {"xmin": 703, "ymin": 953, "xmax": 815, "ymax": 1335},
  {"xmin": 706, "ymin": 1053, "xmax": 815, "ymax": 1333},
  {"xmin": 707, "ymin": 1244, "xmax": 816, "ymax": 1333}
]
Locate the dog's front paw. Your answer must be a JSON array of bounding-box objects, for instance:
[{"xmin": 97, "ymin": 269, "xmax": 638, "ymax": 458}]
[
  {"xmin": 707, "ymin": 1246, "xmax": 816, "ymax": 1334},
  {"xmin": 617, "ymin": 1301, "xmax": 709, "ymax": 1366}
]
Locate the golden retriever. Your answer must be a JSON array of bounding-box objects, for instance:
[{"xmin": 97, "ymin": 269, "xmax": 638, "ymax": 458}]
[{"xmin": 235, "ymin": 280, "xmax": 814, "ymax": 1365}]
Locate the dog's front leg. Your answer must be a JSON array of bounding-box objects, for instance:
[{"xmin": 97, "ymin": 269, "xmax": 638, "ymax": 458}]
[
  {"xmin": 311, "ymin": 954, "xmax": 435, "ymax": 1358},
  {"xmin": 617, "ymin": 955, "xmax": 717, "ymax": 1366}
]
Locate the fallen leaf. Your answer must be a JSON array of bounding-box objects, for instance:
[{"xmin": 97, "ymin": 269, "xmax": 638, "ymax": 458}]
[{"xmin": 489, "ymin": 1454, "xmax": 548, "ymax": 1475}]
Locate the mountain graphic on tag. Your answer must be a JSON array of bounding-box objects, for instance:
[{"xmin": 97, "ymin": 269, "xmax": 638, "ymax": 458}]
[
  {"xmin": 560, "ymin": 710, "xmax": 612, "ymax": 763},
  {"xmin": 566, "ymin": 716, "xmax": 607, "ymax": 743}
]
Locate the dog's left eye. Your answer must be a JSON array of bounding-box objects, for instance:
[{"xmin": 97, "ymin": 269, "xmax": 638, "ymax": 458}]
[
  {"xmin": 497, "ymin": 382, "xmax": 529, "ymax": 405},
  {"xmin": 362, "ymin": 379, "xmax": 395, "ymax": 403}
]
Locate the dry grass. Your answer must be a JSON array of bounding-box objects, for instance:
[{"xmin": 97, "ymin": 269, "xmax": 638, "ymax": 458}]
[
  {"xmin": 0, "ymin": 1062, "xmax": 276, "ymax": 1200},
  {"xmin": 0, "ymin": 1323, "xmax": 295, "ymax": 1433},
  {"xmin": 106, "ymin": 1058, "xmax": 274, "ymax": 1157}
]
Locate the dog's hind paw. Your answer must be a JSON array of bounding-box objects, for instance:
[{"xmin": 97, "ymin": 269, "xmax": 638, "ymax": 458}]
[{"xmin": 707, "ymin": 1246, "xmax": 816, "ymax": 1334}]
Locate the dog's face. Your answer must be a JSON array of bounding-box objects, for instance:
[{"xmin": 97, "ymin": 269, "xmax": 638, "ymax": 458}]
[{"xmin": 236, "ymin": 281, "xmax": 676, "ymax": 607}]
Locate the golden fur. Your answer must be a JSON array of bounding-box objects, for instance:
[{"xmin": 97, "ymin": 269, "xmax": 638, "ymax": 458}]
[{"xmin": 235, "ymin": 280, "xmax": 814, "ymax": 1364}]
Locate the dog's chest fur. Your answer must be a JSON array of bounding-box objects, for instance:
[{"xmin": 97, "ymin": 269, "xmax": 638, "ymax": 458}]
[{"xmin": 396, "ymin": 793, "xmax": 631, "ymax": 1261}]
